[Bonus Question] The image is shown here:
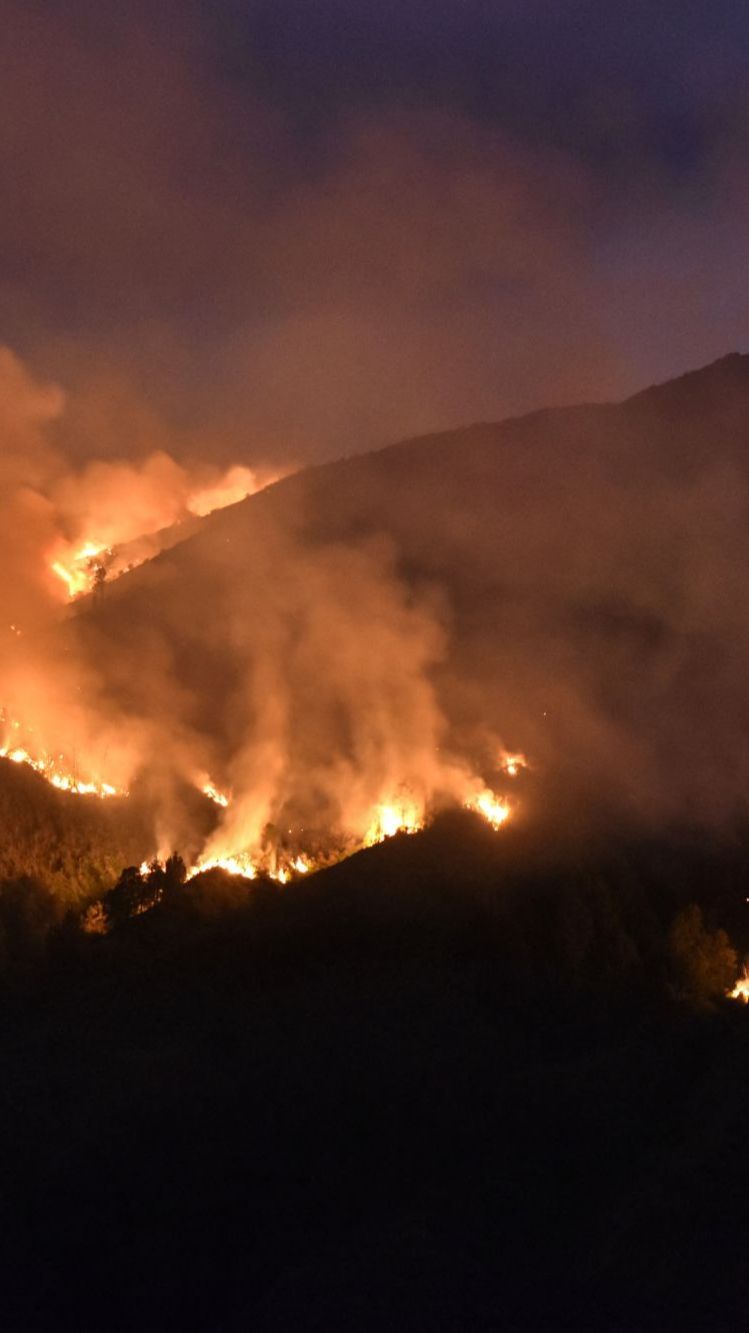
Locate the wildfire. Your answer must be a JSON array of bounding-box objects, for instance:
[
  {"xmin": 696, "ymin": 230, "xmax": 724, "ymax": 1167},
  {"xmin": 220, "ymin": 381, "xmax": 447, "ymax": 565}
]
[
  {"xmin": 51, "ymin": 542, "xmax": 109, "ymax": 599},
  {"xmin": 465, "ymin": 788, "xmax": 511, "ymax": 829},
  {"xmin": 501, "ymin": 752, "xmax": 527, "ymax": 779},
  {"xmin": 188, "ymin": 851, "xmax": 258, "ymax": 881},
  {"xmin": 364, "ymin": 798, "xmax": 424, "ymax": 846},
  {"xmin": 728, "ymin": 967, "xmax": 749, "ymax": 1003},
  {"xmin": 187, "ymin": 847, "xmax": 315, "ymax": 884},
  {"xmin": 48, "ymin": 464, "xmax": 286, "ymax": 602},
  {"xmin": 0, "ymin": 734, "xmax": 125, "ymax": 799},
  {"xmin": 186, "ymin": 783, "xmax": 514, "ymax": 888},
  {"xmin": 200, "ymin": 781, "xmax": 230, "ymax": 808},
  {"xmin": 186, "ymin": 466, "xmax": 269, "ymax": 519}
]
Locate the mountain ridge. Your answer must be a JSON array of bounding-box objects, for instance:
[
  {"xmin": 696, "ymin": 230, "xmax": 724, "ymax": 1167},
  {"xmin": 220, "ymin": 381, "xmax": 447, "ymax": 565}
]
[{"xmin": 76, "ymin": 350, "xmax": 749, "ymax": 609}]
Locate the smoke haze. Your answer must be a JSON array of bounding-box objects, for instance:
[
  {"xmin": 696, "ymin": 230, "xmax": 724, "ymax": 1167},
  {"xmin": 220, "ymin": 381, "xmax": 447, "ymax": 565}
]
[
  {"xmin": 4, "ymin": 340, "xmax": 749, "ymax": 882},
  {"xmin": 1, "ymin": 2, "xmax": 747, "ymax": 466},
  {"xmin": 1, "ymin": 3, "xmax": 748, "ymax": 875},
  {"xmin": 0, "ymin": 353, "xmax": 732, "ymax": 878}
]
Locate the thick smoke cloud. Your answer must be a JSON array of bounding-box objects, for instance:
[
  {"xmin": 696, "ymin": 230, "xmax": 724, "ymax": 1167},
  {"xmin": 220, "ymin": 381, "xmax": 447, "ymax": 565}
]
[
  {"xmin": 5, "ymin": 341, "xmax": 749, "ymax": 871},
  {"xmin": 197, "ymin": 530, "xmax": 479, "ymax": 863},
  {"xmin": 31, "ymin": 354, "xmax": 744, "ymax": 877},
  {"xmin": 68, "ymin": 474, "xmax": 503, "ymax": 868},
  {"xmin": 0, "ymin": 346, "xmax": 146, "ymax": 786},
  {"xmin": 0, "ymin": 348, "xmax": 278, "ymax": 796},
  {"xmin": 0, "ymin": 348, "xmax": 490, "ymax": 866},
  {"xmin": 173, "ymin": 359, "xmax": 749, "ymax": 849}
]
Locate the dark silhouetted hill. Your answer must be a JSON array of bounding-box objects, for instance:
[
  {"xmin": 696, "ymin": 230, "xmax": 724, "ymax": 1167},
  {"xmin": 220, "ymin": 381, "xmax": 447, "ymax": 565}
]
[{"xmin": 1, "ymin": 809, "xmax": 748, "ymax": 1331}]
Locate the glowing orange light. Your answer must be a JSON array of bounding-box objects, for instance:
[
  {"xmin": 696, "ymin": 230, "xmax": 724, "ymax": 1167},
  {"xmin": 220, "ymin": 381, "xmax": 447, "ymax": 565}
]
[
  {"xmin": 501, "ymin": 752, "xmax": 527, "ymax": 779},
  {"xmin": 465, "ymin": 788, "xmax": 511, "ymax": 829},
  {"xmin": 364, "ymin": 798, "xmax": 423, "ymax": 846},
  {"xmin": 200, "ymin": 781, "xmax": 230, "ymax": 808},
  {"xmin": 728, "ymin": 968, "xmax": 749, "ymax": 1003},
  {"xmin": 0, "ymin": 727, "xmax": 126, "ymax": 799}
]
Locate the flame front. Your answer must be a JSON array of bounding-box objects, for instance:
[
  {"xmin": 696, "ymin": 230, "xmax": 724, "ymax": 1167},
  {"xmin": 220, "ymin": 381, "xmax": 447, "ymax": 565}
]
[
  {"xmin": 364, "ymin": 798, "xmax": 424, "ymax": 846},
  {"xmin": 1, "ymin": 350, "xmax": 529, "ymax": 904},
  {"xmin": 500, "ymin": 752, "xmax": 527, "ymax": 779},
  {"xmin": 188, "ymin": 851, "xmax": 258, "ymax": 880},
  {"xmin": 187, "ymin": 781, "xmax": 514, "ymax": 887},
  {"xmin": 1, "ymin": 704, "xmax": 518, "ymax": 869},
  {"xmin": 51, "ymin": 543, "xmax": 109, "ymax": 599},
  {"xmin": 200, "ymin": 781, "xmax": 230, "ymax": 808},
  {"xmin": 0, "ymin": 716, "xmax": 126, "ymax": 800},
  {"xmin": 728, "ymin": 967, "xmax": 749, "ymax": 1003},
  {"xmin": 47, "ymin": 463, "xmax": 284, "ymax": 602},
  {"xmin": 465, "ymin": 788, "xmax": 511, "ymax": 829}
]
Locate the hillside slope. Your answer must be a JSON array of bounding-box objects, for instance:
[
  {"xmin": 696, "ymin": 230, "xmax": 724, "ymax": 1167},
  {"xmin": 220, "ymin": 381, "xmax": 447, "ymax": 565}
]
[
  {"xmin": 6, "ymin": 353, "xmax": 749, "ymax": 897},
  {"xmin": 75, "ymin": 351, "xmax": 749, "ymax": 830}
]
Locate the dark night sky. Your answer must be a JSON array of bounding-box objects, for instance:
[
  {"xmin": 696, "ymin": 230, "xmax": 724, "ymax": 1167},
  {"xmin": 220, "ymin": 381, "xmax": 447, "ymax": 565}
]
[{"xmin": 2, "ymin": 0, "xmax": 749, "ymax": 465}]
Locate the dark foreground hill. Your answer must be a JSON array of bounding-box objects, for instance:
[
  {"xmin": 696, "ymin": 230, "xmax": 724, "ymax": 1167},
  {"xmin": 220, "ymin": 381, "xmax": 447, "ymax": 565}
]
[{"xmin": 1, "ymin": 812, "xmax": 748, "ymax": 1332}]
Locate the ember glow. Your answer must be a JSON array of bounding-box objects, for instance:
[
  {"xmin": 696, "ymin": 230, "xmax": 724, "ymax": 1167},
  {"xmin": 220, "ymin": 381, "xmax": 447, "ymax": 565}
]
[
  {"xmin": 184, "ymin": 779, "xmax": 515, "ymax": 888},
  {"xmin": 47, "ymin": 459, "xmax": 284, "ymax": 601},
  {"xmin": 186, "ymin": 466, "xmax": 269, "ymax": 519},
  {"xmin": 465, "ymin": 788, "xmax": 511, "ymax": 829},
  {"xmin": 188, "ymin": 852, "xmax": 258, "ymax": 881},
  {"xmin": 364, "ymin": 797, "xmax": 424, "ymax": 846},
  {"xmin": 187, "ymin": 847, "xmax": 309, "ymax": 886},
  {"xmin": 500, "ymin": 753, "xmax": 527, "ymax": 779},
  {"xmin": 186, "ymin": 853, "xmax": 314, "ymax": 885},
  {"xmin": 184, "ymin": 848, "xmax": 308, "ymax": 884},
  {"xmin": 200, "ymin": 780, "xmax": 231, "ymax": 808},
  {"xmin": 0, "ymin": 731, "xmax": 125, "ymax": 799},
  {"xmin": 0, "ymin": 345, "xmax": 528, "ymax": 894},
  {"xmin": 50, "ymin": 543, "xmax": 109, "ymax": 599},
  {"xmin": 728, "ymin": 968, "xmax": 749, "ymax": 1003}
]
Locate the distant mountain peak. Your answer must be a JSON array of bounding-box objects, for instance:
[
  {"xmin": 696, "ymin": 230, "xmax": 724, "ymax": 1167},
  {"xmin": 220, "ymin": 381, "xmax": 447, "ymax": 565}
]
[{"xmin": 625, "ymin": 351, "xmax": 749, "ymax": 411}]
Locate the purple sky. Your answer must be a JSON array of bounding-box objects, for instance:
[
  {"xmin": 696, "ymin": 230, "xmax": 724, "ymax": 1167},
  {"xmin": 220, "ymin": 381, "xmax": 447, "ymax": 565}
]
[{"xmin": 2, "ymin": 0, "xmax": 748, "ymax": 466}]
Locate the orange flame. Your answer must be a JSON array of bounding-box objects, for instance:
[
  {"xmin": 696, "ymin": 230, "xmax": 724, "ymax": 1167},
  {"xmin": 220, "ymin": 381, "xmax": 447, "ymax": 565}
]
[
  {"xmin": 48, "ymin": 464, "xmax": 285, "ymax": 602},
  {"xmin": 0, "ymin": 714, "xmax": 126, "ymax": 799},
  {"xmin": 364, "ymin": 797, "xmax": 423, "ymax": 846},
  {"xmin": 500, "ymin": 752, "xmax": 527, "ymax": 779},
  {"xmin": 187, "ymin": 783, "xmax": 514, "ymax": 886},
  {"xmin": 728, "ymin": 967, "xmax": 749, "ymax": 1003},
  {"xmin": 50, "ymin": 542, "xmax": 109, "ymax": 599},
  {"xmin": 200, "ymin": 780, "xmax": 230, "ymax": 808},
  {"xmin": 465, "ymin": 788, "xmax": 511, "ymax": 829},
  {"xmin": 187, "ymin": 851, "xmax": 258, "ymax": 881}
]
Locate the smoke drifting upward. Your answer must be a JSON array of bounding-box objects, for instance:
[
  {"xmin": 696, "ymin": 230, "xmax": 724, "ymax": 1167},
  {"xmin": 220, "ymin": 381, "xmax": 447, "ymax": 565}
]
[
  {"xmin": 0, "ymin": 346, "xmax": 507, "ymax": 876},
  {"xmin": 194, "ymin": 531, "xmax": 501, "ymax": 875},
  {"xmin": 48, "ymin": 456, "xmax": 282, "ymax": 599},
  {"xmin": 2, "ymin": 2, "xmax": 747, "ymax": 469},
  {"xmin": 68, "ymin": 350, "xmax": 749, "ymax": 871},
  {"xmin": 1, "ymin": 0, "xmax": 748, "ymax": 882},
  {"xmin": 0, "ymin": 346, "xmax": 284, "ymax": 799},
  {"xmin": 5, "ymin": 343, "xmax": 749, "ymax": 883}
]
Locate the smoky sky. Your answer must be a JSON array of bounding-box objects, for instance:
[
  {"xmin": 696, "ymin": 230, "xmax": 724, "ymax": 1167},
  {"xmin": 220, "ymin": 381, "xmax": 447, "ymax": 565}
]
[{"xmin": 3, "ymin": 0, "xmax": 749, "ymax": 466}]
